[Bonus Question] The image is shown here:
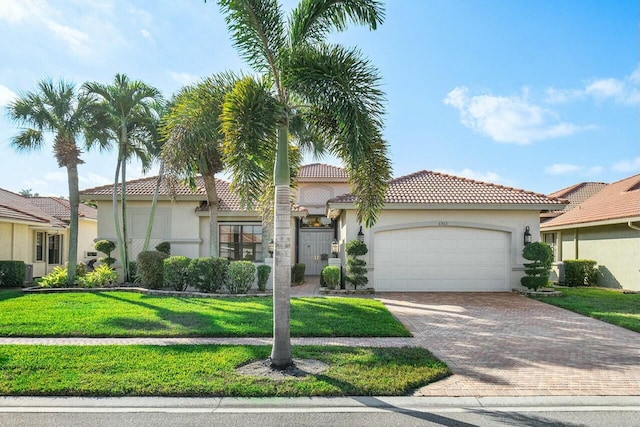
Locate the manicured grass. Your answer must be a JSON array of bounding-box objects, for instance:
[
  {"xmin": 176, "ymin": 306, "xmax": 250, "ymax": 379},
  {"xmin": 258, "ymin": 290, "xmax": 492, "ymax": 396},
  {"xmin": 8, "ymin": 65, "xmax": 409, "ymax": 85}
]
[
  {"xmin": 0, "ymin": 290, "xmax": 410, "ymax": 337},
  {"xmin": 532, "ymin": 287, "xmax": 639, "ymax": 332},
  {"xmin": 0, "ymin": 345, "xmax": 449, "ymax": 396}
]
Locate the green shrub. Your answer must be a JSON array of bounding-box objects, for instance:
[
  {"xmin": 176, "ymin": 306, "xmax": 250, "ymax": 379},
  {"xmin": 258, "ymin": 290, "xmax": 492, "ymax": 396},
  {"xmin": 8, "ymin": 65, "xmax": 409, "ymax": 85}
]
[
  {"xmin": 38, "ymin": 266, "xmax": 70, "ymax": 288},
  {"xmin": 155, "ymin": 242, "xmax": 171, "ymax": 255},
  {"xmin": 225, "ymin": 261, "xmax": 256, "ymax": 294},
  {"xmin": 136, "ymin": 251, "xmax": 169, "ymax": 289},
  {"xmin": 256, "ymin": 264, "xmax": 271, "ymax": 291},
  {"xmin": 163, "ymin": 256, "xmax": 191, "ymax": 291},
  {"xmin": 94, "ymin": 240, "xmax": 116, "ymax": 267},
  {"xmin": 320, "ymin": 266, "xmax": 327, "ymax": 288},
  {"xmin": 345, "ymin": 240, "xmax": 368, "ymax": 289},
  {"xmin": 188, "ymin": 257, "xmax": 228, "ymax": 293},
  {"xmin": 0, "ymin": 261, "xmax": 26, "ymax": 287},
  {"xmin": 564, "ymin": 259, "xmax": 598, "ymax": 287},
  {"xmin": 291, "ymin": 263, "xmax": 305, "ymax": 284},
  {"xmin": 322, "ymin": 265, "xmax": 340, "ymax": 290},
  {"xmin": 78, "ymin": 264, "xmax": 118, "ymax": 288},
  {"xmin": 520, "ymin": 242, "xmax": 553, "ymax": 290}
]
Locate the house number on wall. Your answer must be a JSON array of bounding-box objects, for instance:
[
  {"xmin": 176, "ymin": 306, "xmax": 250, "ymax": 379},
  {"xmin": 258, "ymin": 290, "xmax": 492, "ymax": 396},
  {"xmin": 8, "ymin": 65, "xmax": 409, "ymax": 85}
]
[{"xmin": 438, "ymin": 221, "xmax": 449, "ymax": 226}]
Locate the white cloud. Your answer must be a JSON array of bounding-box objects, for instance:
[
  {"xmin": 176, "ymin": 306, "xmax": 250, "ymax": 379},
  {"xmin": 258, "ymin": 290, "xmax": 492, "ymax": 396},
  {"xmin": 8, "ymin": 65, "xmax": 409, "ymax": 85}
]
[
  {"xmin": 169, "ymin": 71, "xmax": 201, "ymax": 86},
  {"xmin": 0, "ymin": 84, "xmax": 16, "ymax": 106},
  {"xmin": 611, "ymin": 157, "xmax": 640, "ymax": 173},
  {"xmin": 46, "ymin": 21, "xmax": 91, "ymax": 56},
  {"xmin": 444, "ymin": 86, "xmax": 585, "ymax": 144},
  {"xmin": 79, "ymin": 172, "xmax": 111, "ymax": 187},
  {"xmin": 435, "ymin": 168, "xmax": 512, "ymax": 186},
  {"xmin": 545, "ymin": 163, "xmax": 604, "ymax": 177},
  {"xmin": 140, "ymin": 29, "xmax": 153, "ymax": 40},
  {"xmin": 545, "ymin": 65, "xmax": 639, "ymax": 105}
]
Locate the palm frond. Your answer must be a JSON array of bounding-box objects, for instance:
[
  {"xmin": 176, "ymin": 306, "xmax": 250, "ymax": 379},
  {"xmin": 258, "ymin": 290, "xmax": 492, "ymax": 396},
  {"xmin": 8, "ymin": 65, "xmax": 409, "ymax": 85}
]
[
  {"xmin": 218, "ymin": 0, "xmax": 286, "ymax": 92},
  {"xmin": 289, "ymin": 0, "xmax": 384, "ymax": 47},
  {"xmin": 220, "ymin": 76, "xmax": 279, "ymax": 209}
]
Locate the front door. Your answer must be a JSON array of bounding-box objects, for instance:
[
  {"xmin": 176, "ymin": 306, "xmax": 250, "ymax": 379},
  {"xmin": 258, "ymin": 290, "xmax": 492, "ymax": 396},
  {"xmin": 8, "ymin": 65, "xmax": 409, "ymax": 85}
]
[{"xmin": 300, "ymin": 230, "xmax": 333, "ymax": 275}]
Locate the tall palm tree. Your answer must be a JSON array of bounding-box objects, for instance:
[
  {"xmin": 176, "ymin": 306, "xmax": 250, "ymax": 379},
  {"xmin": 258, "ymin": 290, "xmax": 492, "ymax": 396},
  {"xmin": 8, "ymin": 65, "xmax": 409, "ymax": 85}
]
[
  {"xmin": 161, "ymin": 73, "xmax": 239, "ymax": 257},
  {"xmin": 83, "ymin": 74, "xmax": 163, "ymax": 281},
  {"xmin": 7, "ymin": 79, "xmax": 98, "ymax": 286},
  {"xmin": 217, "ymin": 0, "xmax": 391, "ymax": 368}
]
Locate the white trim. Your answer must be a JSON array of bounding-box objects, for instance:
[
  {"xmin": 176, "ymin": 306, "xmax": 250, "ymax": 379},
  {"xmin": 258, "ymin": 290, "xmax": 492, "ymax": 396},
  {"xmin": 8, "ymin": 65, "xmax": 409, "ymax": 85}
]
[
  {"xmin": 328, "ymin": 202, "xmax": 563, "ymax": 211},
  {"xmin": 542, "ymin": 216, "xmax": 640, "ymax": 231}
]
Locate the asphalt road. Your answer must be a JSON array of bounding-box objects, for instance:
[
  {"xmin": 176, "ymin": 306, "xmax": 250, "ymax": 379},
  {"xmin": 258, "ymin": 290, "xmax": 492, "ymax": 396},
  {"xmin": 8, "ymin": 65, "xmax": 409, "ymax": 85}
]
[
  {"xmin": 0, "ymin": 409, "xmax": 639, "ymax": 427},
  {"xmin": 0, "ymin": 396, "xmax": 638, "ymax": 427}
]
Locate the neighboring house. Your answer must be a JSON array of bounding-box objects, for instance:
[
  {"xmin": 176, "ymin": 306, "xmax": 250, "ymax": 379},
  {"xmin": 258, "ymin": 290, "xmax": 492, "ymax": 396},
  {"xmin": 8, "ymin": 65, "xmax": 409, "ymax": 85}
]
[
  {"xmin": 81, "ymin": 164, "xmax": 565, "ymax": 292},
  {"xmin": 0, "ymin": 189, "xmax": 98, "ymax": 279},
  {"xmin": 541, "ymin": 174, "xmax": 640, "ymax": 291},
  {"xmin": 540, "ymin": 182, "xmax": 607, "ymax": 224}
]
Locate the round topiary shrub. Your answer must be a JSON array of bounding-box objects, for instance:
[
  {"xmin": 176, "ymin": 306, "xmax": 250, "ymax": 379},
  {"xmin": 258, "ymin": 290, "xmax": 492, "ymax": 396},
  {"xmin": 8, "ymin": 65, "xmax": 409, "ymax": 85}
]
[
  {"xmin": 95, "ymin": 240, "xmax": 116, "ymax": 267},
  {"xmin": 136, "ymin": 250, "xmax": 169, "ymax": 289},
  {"xmin": 155, "ymin": 242, "xmax": 171, "ymax": 255},
  {"xmin": 345, "ymin": 240, "xmax": 368, "ymax": 289},
  {"xmin": 521, "ymin": 242, "xmax": 553, "ymax": 290}
]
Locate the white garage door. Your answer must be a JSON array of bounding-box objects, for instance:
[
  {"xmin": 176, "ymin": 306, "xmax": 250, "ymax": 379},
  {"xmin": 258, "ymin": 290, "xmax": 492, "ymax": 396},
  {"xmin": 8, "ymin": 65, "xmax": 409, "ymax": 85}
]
[{"xmin": 374, "ymin": 226, "xmax": 510, "ymax": 291}]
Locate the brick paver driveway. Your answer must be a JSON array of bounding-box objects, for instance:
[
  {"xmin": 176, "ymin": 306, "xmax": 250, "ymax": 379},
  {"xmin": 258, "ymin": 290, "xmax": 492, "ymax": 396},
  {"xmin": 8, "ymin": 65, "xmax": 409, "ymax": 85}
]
[{"xmin": 378, "ymin": 292, "xmax": 640, "ymax": 397}]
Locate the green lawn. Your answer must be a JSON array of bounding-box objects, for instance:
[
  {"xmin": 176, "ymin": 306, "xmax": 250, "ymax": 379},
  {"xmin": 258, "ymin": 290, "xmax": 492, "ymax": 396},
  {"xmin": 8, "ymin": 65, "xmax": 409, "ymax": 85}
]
[
  {"xmin": 0, "ymin": 345, "xmax": 449, "ymax": 396},
  {"xmin": 0, "ymin": 290, "xmax": 410, "ymax": 337},
  {"xmin": 532, "ymin": 287, "xmax": 639, "ymax": 332}
]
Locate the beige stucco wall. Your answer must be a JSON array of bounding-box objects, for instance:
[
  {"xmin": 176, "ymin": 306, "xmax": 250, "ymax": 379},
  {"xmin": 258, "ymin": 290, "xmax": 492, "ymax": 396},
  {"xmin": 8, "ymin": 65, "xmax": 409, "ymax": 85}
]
[
  {"xmin": 339, "ymin": 208, "xmax": 541, "ymax": 290},
  {"xmin": 556, "ymin": 224, "xmax": 639, "ymax": 291},
  {"xmin": 78, "ymin": 219, "xmax": 97, "ymax": 260},
  {"xmin": 294, "ymin": 183, "xmax": 350, "ymax": 215}
]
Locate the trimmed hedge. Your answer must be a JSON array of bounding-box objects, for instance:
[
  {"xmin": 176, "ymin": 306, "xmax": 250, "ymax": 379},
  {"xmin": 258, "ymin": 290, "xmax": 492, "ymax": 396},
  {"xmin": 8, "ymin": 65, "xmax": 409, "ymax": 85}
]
[
  {"xmin": 225, "ymin": 261, "xmax": 256, "ymax": 294},
  {"xmin": 256, "ymin": 264, "xmax": 271, "ymax": 291},
  {"xmin": 163, "ymin": 256, "xmax": 191, "ymax": 291},
  {"xmin": 136, "ymin": 251, "xmax": 169, "ymax": 289},
  {"xmin": 189, "ymin": 257, "xmax": 229, "ymax": 293},
  {"xmin": 292, "ymin": 263, "xmax": 305, "ymax": 284},
  {"xmin": 0, "ymin": 261, "xmax": 26, "ymax": 287},
  {"xmin": 564, "ymin": 259, "xmax": 598, "ymax": 287}
]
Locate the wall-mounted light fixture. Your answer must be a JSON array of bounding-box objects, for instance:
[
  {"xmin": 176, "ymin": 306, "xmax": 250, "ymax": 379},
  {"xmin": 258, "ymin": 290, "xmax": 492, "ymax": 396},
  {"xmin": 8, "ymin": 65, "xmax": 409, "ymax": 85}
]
[
  {"xmin": 331, "ymin": 239, "xmax": 339, "ymax": 257},
  {"xmin": 268, "ymin": 239, "xmax": 274, "ymax": 257},
  {"xmin": 357, "ymin": 225, "xmax": 364, "ymax": 242},
  {"xmin": 524, "ymin": 226, "xmax": 532, "ymax": 246}
]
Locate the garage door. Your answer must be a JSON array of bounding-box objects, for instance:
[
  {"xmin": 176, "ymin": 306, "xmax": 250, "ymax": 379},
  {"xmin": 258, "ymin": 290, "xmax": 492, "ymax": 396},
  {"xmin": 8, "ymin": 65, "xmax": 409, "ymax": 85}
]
[{"xmin": 374, "ymin": 226, "xmax": 510, "ymax": 291}]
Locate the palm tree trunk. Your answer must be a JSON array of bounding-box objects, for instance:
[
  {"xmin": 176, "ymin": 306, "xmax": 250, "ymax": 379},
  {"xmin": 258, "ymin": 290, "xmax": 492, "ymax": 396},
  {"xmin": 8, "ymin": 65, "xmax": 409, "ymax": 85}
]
[
  {"xmin": 120, "ymin": 126, "xmax": 130, "ymax": 282},
  {"xmin": 113, "ymin": 152, "xmax": 125, "ymax": 280},
  {"xmin": 202, "ymin": 172, "xmax": 220, "ymax": 257},
  {"xmin": 142, "ymin": 161, "xmax": 164, "ymax": 252},
  {"xmin": 270, "ymin": 121, "xmax": 292, "ymax": 369},
  {"xmin": 66, "ymin": 163, "xmax": 80, "ymax": 286}
]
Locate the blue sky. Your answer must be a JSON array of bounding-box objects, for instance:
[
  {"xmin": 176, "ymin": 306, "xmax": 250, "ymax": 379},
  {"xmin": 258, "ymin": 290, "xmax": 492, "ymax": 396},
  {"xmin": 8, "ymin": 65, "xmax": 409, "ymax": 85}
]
[{"xmin": 0, "ymin": 0, "xmax": 637, "ymax": 198}]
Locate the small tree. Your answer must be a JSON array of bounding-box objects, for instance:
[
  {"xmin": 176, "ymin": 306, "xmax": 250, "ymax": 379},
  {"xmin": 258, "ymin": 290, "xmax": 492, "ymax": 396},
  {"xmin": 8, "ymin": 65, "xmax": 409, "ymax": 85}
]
[
  {"xmin": 95, "ymin": 240, "xmax": 116, "ymax": 267},
  {"xmin": 163, "ymin": 256, "xmax": 191, "ymax": 291},
  {"xmin": 345, "ymin": 240, "xmax": 369, "ymax": 290},
  {"xmin": 521, "ymin": 242, "xmax": 553, "ymax": 290}
]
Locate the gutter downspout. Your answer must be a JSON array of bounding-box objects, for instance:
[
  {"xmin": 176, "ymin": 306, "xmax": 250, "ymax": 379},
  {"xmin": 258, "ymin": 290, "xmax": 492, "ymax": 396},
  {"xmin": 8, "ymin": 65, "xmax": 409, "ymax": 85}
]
[{"xmin": 627, "ymin": 221, "xmax": 640, "ymax": 231}]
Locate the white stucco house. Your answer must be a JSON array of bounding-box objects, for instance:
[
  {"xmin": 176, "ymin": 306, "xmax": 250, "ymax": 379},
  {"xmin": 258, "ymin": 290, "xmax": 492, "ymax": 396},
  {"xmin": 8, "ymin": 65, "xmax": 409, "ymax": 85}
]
[
  {"xmin": 0, "ymin": 188, "xmax": 98, "ymax": 280},
  {"xmin": 80, "ymin": 164, "xmax": 565, "ymax": 292}
]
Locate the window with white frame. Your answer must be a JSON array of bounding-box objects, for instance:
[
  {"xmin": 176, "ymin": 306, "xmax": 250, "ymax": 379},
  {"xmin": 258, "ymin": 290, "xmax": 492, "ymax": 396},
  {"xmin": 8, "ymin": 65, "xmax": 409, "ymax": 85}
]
[
  {"xmin": 35, "ymin": 232, "xmax": 45, "ymax": 262},
  {"xmin": 219, "ymin": 224, "xmax": 263, "ymax": 261},
  {"xmin": 543, "ymin": 233, "xmax": 558, "ymax": 262}
]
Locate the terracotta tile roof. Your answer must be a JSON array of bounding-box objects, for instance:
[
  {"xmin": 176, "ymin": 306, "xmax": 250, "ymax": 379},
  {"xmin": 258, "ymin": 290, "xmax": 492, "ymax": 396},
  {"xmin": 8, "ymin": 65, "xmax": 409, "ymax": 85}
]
[
  {"xmin": 542, "ymin": 182, "xmax": 608, "ymax": 219},
  {"xmin": 296, "ymin": 163, "xmax": 348, "ymax": 181},
  {"xmin": 330, "ymin": 170, "xmax": 566, "ymax": 207},
  {"xmin": 0, "ymin": 188, "xmax": 66, "ymax": 227},
  {"xmin": 30, "ymin": 197, "xmax": 97, "ymax": 221},
  {"xmin": 542, "ymin": 174, "xmax": 640, "ymax": 228},
  {"xmin": 81, "ymin": 176, "xmax": 243, "ymax": 211}
]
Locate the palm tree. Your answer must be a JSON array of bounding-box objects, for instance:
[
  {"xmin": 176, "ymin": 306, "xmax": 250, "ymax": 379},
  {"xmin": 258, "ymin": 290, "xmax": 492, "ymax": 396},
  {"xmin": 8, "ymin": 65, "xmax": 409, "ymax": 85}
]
[
  {"xmin": 217, "ymin": 0, "xmax": 391, "ymax": 368},
  {"xmin": 161, "ymin": 73, "xmax": 239, "ymax": 257},
  {"xmin": 7, "ymin": 79, "xmax": 98, "ymax": 286},
  {"xmin": 83, "ymin": 74, "xmax": 163, "ymax": 281}
]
